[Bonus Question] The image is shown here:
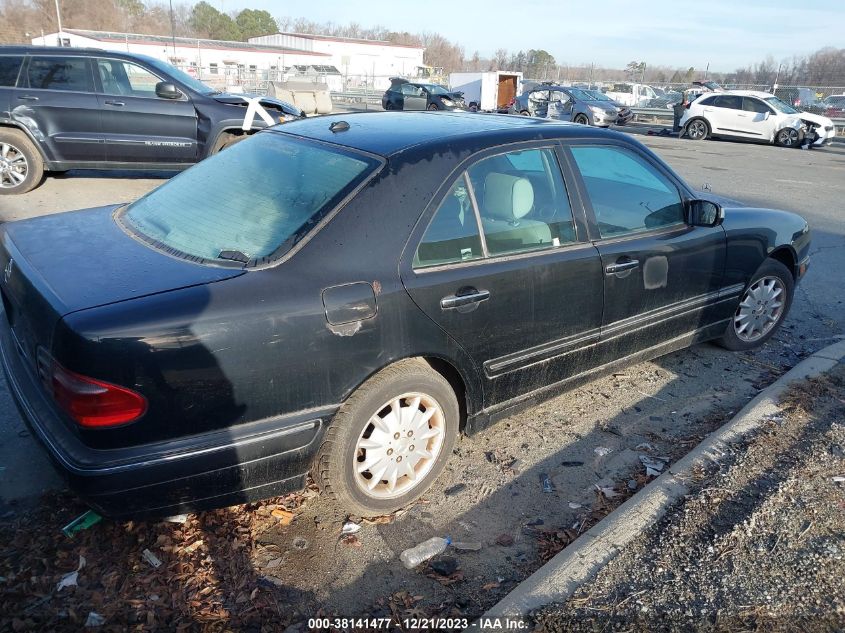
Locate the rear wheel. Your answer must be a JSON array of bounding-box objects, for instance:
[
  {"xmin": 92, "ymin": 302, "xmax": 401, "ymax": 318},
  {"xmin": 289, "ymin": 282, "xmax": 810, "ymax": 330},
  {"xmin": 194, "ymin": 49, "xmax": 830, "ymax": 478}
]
[
  {"xmin": 520, "ymin": 110, "xmax": 530, "ymax": 116},
  {"xmin": 574, "ymin": 113, "xmax": 590, "ymax": 125},
  {"xmin": 685, "ymin": 118, "xmax": 710, "ymax": 140},
  {"xmin": 718, "ymin": 259, "xmax": 794, "ymax": 351},
  {"xmin": 0, "ymin": 129, "xmax": 43, "ymax": 195},
  {"xmin": 775, "ymin": 127, "xmax": 800, "ymax": 147},
  {"xmin": 313, "ymin": 359, "xmax": 459, "ymax": 516}
]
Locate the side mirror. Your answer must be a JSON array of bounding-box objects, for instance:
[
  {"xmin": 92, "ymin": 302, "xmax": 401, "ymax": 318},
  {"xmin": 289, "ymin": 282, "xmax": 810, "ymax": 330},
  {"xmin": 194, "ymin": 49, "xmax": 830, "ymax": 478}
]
[
  {"xmin": 688, "ymin": 199, "xmax": 724, "ymax": 227},
  {"xmin": 155, "ymin": 82, "xmax": 182, "ymax": 100},
  {"xmin": 763, "ymin": 111, "xmax": 771, "ymax": 120}
]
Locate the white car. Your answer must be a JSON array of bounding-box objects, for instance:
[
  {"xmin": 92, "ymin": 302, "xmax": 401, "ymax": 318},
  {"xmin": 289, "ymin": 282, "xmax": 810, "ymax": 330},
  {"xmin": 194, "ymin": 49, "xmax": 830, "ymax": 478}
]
[{"xmin": 680, "ymin": 90, "xmax": 836, "ymax": 148}]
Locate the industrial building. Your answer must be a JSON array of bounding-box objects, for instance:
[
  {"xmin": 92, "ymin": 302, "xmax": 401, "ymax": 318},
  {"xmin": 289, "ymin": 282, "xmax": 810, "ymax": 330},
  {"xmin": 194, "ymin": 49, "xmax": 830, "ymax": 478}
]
[{"xmin": 31, "ymin": 28, "xmax": 425, "ymax": 91}]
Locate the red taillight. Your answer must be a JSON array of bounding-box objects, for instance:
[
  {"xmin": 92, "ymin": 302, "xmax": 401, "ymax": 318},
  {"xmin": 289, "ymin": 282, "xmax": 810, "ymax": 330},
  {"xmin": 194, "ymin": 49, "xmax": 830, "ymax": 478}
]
[{"xmin": 43, "ymin": 354, "xmax": 146, "ymax": 428}]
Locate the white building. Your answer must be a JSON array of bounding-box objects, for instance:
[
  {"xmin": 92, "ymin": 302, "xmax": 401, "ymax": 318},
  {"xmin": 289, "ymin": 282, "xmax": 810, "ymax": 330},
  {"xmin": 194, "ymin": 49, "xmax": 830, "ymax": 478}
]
[
  {"xmin": 249, "ymin": 32, "xmax": 425, "ymax": 87},
  {"xmin": 30, "ymin": 29, "xmax": 425, "ymax": 91}
]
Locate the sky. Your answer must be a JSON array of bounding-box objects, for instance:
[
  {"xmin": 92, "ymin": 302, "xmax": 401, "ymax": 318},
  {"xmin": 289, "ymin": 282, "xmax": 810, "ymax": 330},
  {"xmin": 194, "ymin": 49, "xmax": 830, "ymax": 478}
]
[{"xmin": 237, "ymin": 0, "xmax": 840, "ymax": 71}]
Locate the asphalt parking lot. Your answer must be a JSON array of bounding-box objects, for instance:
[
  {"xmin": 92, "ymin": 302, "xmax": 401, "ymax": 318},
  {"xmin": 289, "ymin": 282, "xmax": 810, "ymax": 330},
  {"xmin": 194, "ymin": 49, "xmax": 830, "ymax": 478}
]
[{"xmin": 0, "ymin": 126, "xmax": 843, "ymax": 620}]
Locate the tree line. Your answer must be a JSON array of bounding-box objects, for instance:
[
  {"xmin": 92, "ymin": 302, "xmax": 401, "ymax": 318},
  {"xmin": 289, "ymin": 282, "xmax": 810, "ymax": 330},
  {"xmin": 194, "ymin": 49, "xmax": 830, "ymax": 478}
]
[{"xmin": 0, "ymin": 0, "xmax": 842, "ymax": 86}]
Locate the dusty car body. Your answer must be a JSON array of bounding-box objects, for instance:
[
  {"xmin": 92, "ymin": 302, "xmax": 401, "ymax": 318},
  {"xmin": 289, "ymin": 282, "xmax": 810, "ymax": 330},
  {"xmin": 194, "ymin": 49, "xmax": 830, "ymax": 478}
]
[{"xmin": 0, "ymin": 112, "xmax": 810, "ymax": 518}]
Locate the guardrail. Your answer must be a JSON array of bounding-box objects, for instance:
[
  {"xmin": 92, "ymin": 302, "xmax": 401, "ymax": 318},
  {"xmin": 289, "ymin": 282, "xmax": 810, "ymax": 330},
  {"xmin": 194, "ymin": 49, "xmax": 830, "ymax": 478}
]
[
  {"xmin": 630, "ymin": 107, "xmax": 845, "ymax": 136},
  {"xmin": 331, "ymin": 90, "xmax": 382, "ymax": 106}
]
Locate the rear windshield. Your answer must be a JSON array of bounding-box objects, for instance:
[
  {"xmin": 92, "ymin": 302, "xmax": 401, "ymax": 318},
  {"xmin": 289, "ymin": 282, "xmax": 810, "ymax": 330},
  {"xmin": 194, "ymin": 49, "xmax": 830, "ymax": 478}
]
[{"xmin": 120, "ymin": 133, "xmax": 380, "ymax": 265}]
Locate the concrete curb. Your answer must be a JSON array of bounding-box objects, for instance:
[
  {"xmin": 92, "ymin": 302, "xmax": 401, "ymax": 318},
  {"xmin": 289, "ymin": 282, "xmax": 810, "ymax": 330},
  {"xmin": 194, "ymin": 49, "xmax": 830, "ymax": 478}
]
[{"xmin": 478, "ymin": 340, "xmax": 845, "ymax": 624}]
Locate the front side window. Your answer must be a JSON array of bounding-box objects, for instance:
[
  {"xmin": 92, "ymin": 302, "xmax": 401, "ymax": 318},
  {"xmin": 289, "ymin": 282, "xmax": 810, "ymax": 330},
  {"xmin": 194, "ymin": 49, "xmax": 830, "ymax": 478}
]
[
  {"xmin": 97, "ymin": 60, "xmax": 162, "ymax": 96},
  {"xmin": 26, "ymin": 56, "xmax": 92, "ymax": 92},
  {"xmin": 570, "ymin": 145, "xmax": 684, "ymax": 238},
  {"xmin": 121, "ymin": 134, "xmax": 380, "ymax": 264},
  {"xmin": 764, "ymin": 96, "xmax": 798, "ymax": 114},
  {"xmin": 414, "ymin": 177, "xmax": 484, "ymax": 268},
  {"xmin": 468, "ymin": 148, "xmax": 575, "ymax": 256},
  {"xmin": 0, "ymin": 56, "xmax": 24, "ymax": 87},
  {"xmin": 742, "ymin": 97, "xmax": 771, "ymax": 114},
  {"xmin": 401, "ymin": 84, "xmax": 423, "ymax": 97}
]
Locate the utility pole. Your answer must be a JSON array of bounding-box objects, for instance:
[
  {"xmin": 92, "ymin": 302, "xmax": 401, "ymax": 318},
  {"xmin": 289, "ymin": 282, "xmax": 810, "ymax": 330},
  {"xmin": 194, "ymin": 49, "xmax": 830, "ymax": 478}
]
[
  {"xmin": 169, "ymin": 0, "xmax": 177, "ymax": 55},
  {"xmin": 704, "ymin": 62, "xmax": 710, "ymax": 81},
  {"xmin": 54, "ymin": 0, "xmax": 63, "ymax": 46}
]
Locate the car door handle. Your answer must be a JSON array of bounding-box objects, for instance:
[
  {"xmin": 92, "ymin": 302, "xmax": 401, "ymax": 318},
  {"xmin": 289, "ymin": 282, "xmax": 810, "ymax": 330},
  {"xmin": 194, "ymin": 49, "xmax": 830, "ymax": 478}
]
[
  {"xmin": 17, "ymin": 95, "xmax": 38, "ymax": 101},
  {"xmin": 605, "ymin": 259, "xmax": 640, "ymax": 274},
  {"xmin": 104, "ymin": 100, "xmax": 125, "ymax": 106},
  {"xmin": 737, "ymin": 113, "xmax": 749, "ymax": 117},
  {"xmin": 440, "ymin": 289, "xmax": 490, "ymax": 310}
]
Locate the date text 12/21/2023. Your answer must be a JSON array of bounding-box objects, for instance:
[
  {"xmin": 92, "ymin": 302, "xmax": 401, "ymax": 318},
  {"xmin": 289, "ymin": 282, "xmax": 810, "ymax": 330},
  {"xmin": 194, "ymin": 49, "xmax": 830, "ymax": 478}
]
[{"xmin": 307, "ymin": 617, "xmax": 528, "ymax": 630}]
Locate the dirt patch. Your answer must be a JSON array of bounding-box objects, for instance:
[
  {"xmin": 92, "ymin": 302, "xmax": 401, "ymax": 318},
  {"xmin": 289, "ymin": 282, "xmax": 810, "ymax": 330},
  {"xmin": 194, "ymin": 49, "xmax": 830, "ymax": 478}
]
[{"xmin": 533, "ymin": 364, "xmax": 845, "ymax": 632}]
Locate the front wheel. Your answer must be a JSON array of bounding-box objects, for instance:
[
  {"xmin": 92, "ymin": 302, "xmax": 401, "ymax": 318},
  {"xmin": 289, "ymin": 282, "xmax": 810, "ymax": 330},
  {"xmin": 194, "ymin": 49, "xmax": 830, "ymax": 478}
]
[
  {"xmin": 718, "ymin": 259, "xmax": 794, "ymax": 351},
  {"xmin": 427, "ymin": 103, "xmax": 439, "ymax": 111},
  {"xmin": 775, "ymin": 127, "xmax": 800, "ymax": 147},
  {"xmin": 574, "ymin": 114, "xmax": 590, "ymax": 125},
  {"xmin": 313, "ymin": 359, "xmax": 459, "ymax": 517}
]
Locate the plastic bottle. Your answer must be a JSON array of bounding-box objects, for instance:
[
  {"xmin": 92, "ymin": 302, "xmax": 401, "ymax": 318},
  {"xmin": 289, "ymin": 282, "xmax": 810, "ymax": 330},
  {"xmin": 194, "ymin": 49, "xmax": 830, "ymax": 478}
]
[{"xmin": 399, "ymin": 536, "xmax": 451, "ymax": 569}]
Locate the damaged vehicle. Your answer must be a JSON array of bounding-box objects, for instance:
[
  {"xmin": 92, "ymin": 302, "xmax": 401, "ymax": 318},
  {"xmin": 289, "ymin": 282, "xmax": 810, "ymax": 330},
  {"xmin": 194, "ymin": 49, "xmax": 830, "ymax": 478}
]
[
  {"xmin": 512, "ymin": 84, "xmax": 620, "ymax": 127},
  {"xmin": 681, "ymin": 90, "xmax": 836, "ymax": 148},
  {"xmin": 0, "ymin": 47, "xmax": 303, "ymax": 194},
  {"xmin": 382, "ymin": 77, "xmax": 465, "ymax": 111},
  {"xmin": 0, "ymin": 111, "xmax": 810, "ymax": 518},
  {"xmin": 583, "ymin": 89, "xmax": 634, "ymax": 125}
]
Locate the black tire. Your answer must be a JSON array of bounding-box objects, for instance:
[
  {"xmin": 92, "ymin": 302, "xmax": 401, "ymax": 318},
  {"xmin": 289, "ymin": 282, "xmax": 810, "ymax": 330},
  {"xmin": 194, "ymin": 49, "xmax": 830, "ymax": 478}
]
[
  {"xmin": 313, "ymin": 358, "xmax": 459, "ymax": 517},
  {"xmin": 427, "ymin": 103, "xmax": 439, "ymax": 111},
  {"xmin": 520, "ymin": 110, "xmax": 530, "ymax": 116},
  {"xmin": 574, "ymin": 114, "xmax": 590, "ymax": 125},
  {"xmin": 718, "ymin": 258, "xmax": 794, "ymax": 351},
  {"xmin": 775, "ymin": 127, "xmax": 801, "ymax": 148},
  {"xmin": 384, "ymin": 101, "xmax": 396, "ymax": 111},
  {"xmin": 685, "ymin": 118, "xmax": 710, "ymax": 141},
  {"xmin": 211, "ymin": 132, "xmax": 246, "ymax": 154},
  {"xmin": 0, "ymin": 128, "xmax": 44, "ymax": 195}
]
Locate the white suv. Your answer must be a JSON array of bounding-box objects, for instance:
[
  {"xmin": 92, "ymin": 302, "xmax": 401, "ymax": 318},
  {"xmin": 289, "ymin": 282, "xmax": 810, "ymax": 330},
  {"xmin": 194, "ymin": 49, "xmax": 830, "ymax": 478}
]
[{"xmin": 680, "ymin": 90, "xmax": 836, "ymax": 148}]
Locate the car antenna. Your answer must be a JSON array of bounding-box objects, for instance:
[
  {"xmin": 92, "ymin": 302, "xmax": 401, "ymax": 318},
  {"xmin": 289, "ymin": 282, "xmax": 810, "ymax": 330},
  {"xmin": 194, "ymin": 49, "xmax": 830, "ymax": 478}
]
[{"xmin": 329, "ymin": 120, "xmax": 350, "ymax": 133}]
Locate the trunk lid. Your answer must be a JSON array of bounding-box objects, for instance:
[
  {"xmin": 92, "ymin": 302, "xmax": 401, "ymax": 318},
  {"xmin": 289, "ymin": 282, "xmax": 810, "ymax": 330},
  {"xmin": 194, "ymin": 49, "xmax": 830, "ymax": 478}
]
[{"xmin": 0, "ymin": 205, "xmax": 243, "ymax": 367}]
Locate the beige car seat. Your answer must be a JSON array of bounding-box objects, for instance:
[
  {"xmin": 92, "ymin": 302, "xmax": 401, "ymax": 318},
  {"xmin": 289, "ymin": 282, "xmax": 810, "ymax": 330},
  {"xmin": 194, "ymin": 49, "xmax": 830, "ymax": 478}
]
[{"xmin": 481, "ymin": 173, "xmax": 551, "ymax": 253}]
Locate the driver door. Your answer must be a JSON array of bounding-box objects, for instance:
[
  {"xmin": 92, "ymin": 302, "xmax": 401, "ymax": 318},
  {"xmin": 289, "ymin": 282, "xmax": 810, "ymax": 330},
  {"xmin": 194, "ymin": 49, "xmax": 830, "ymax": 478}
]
[
  {"xmin": 739, "ymin": 97, "xmax": 776, "ymax": 139},
  {"xmin": 401, "ymin": 83, "xmax": 427, "ymax": 111},
  {"xmin": 95, "ymin": 58, "xmax": 198, "ymax": 163}
]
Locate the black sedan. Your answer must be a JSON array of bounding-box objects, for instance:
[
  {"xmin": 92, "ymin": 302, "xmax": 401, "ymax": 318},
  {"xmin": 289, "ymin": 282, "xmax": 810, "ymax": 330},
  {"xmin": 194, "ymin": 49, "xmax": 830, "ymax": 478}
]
[
  {"xmin": 382, "ymin": 77, "xmax": 465, "ymax": 111},
  {"xmin": 0, "ymin": 112, "xmax": 810, "ymax": 518}
]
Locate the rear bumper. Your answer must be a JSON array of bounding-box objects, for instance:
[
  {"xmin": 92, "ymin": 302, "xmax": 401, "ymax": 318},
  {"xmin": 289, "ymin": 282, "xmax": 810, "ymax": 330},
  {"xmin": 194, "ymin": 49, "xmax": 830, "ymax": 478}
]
[{"xmin": 0, "ymin": 316, "xmax": 333, "ymax": 518}]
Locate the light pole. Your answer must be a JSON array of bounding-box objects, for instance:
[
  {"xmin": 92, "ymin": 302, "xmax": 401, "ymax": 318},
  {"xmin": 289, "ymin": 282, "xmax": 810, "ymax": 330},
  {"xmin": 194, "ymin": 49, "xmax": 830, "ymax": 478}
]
[
  {"xmin": 54, "ymin": 0, "xmax": 63, "ymax": 46},
  {"xmin": 169, "ymin": 0, "xmax": 177, "ymax": 55}
]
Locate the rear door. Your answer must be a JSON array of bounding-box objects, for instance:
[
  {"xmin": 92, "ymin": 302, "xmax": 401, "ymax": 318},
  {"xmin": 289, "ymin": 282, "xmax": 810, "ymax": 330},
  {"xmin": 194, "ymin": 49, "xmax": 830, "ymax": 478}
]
[
  {"xmin": 94, "ymin": 58, "xmax": 198, "ymax": 164},
  {"xmin": 16, "ymin": 55, "xmax": 104, "ymax": 162},
  {"xmin": 566, "ymin": 142, "xmax": 726, "ymax": 361},
  {"xmin": 0, "ymin": 54, "xmax": 25, "ymax": 120},
  {"xmin": 708, "ymin": 94, "xmax": 745, "ymax": 136},
  {"xmin": 401, "ymin": 144, "xmax": 603, "ymax": 407}
]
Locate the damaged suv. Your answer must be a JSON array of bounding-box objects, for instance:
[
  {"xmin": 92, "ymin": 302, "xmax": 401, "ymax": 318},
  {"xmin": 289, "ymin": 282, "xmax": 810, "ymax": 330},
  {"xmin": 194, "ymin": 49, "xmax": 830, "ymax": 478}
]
[
  {"xmin": 0, "ymin": 47, "xmax": 303, "ymax": 194},
  {"xmin": 681, "ymin": 90, "xmax": 836, "ymax": 148}
]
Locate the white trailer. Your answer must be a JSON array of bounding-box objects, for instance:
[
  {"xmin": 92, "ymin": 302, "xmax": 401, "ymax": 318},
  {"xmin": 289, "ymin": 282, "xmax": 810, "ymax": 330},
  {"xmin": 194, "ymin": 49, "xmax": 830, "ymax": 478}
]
[{"xmin": 449, "ymin": 71, "xmax": 523, "ymax": 112}]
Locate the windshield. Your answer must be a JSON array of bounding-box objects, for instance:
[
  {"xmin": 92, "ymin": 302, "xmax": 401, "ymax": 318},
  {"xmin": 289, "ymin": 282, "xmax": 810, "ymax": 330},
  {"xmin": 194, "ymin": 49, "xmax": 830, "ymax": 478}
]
[
  {"xmin": 565, "ymin": 88, "xmax": 594, "ymax": 101},
  {"xmin": 421, "ymin": 84, "xmax": 449, "ymax": 95},
  {"xmin": 138, "ymin": 55, "xmax": 219, "ymax": 95},
  {"xmin": 764, "ymin": 96, "xmax": 798, "ymax": 114},
  {"xmin": 586, "ymin": 90, "xmax": 612, "ymax": 102},
  {"xmin": 120, "ymin": 133, "xmax": 381, "ymax": 264}
]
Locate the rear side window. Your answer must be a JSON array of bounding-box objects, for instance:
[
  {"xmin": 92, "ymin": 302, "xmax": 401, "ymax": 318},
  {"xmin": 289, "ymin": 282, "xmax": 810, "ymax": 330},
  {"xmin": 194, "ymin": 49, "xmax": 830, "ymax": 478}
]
[
  {"xmin": 414, "ymin": 177, "xmax": 484, "ymax": 268},
  {"xmin": 120, "ymin": 134, "xmax": 381, "ymax": 264},
  {"xmin": 0, "ymin": 56, "xmax": 24, "ymax": 87},
  {"xmin": 713, "ymin": 95, "xmax": 742, "ymax": 110},
  {"xmin": 697, "ymin": 95, "xmax": 717, "ymax": 106},
  {"xmin": 26, "ymin": 57, "xmax": 93, "ymax": 92}
]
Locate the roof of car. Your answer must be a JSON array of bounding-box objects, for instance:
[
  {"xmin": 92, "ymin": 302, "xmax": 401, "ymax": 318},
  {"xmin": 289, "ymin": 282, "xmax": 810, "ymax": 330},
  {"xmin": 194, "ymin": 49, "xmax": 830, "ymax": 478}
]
[
  {"xmin": 710, "ymin": 90, "xmax": 775, "ymax": 99},
  {"xmin": 0, "ymin": 45, "xmax": 134, "ymax": 57},
  {"xmin": 274, "ymin": 111, "xmax": 614, "ymax": 156}
]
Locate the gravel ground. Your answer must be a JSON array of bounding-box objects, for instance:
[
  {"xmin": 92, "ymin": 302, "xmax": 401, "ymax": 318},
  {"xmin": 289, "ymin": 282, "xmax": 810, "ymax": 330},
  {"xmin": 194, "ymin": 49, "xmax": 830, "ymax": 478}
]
[{"xmin": 533, "ymin": 364, "xmax": 845, "ymax": 633}]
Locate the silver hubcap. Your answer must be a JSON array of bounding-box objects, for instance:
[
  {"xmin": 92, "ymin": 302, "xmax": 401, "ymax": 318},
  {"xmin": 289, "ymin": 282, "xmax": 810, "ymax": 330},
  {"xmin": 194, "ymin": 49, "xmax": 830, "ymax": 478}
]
[
  {"xmin": 734, "ymin": 276, "xmax": 785, "ymax": 342},
  {"xmin": 779, "ymin": 129, "xmax": 798, "ymax": 146},
  {"xmin": 576, "ymin": 115, "xmax": 588, "ymax": 124},
  {"xmin": 689, "ymin": 121, "xmax": 706, "ymax": 139},
  {"xmin": 0, "ymin": 143, "xmax": 28, "ymax": 188},
  {"xmin": 353, "ymin": 393, "xmax": 445, "ymax": 499}
]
